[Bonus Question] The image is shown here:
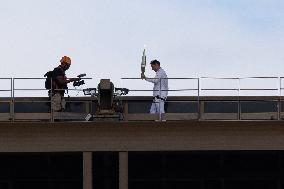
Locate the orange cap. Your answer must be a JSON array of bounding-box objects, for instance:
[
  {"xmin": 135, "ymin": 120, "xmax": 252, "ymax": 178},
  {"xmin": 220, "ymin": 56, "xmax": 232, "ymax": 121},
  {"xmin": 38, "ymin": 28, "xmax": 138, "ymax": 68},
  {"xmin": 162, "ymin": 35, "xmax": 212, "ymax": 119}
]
[{"xmin": 60, "ymin": 56, "xmax": 71, "ymax": 64}]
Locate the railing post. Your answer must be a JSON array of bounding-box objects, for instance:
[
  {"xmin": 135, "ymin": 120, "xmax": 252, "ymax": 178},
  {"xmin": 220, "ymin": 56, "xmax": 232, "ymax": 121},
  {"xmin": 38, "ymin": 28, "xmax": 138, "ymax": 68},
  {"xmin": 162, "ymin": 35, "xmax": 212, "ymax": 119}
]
[
  {"xmin": 197, "ymin": 78, "xmax": 200, "ymax": 120},
  {"xmin": 12, "ymin": 78, "xmax": 15, "ymax": 122},
  {"xmin": 9, "ymin": 78, "xmax": 13, "ymax": 122},
  {"xmin": 159, "ymin": 78, "xmax": 162, "ymax": 121},
  {"xmin": 50, "ymin": 77, "xmax": 54, "ymax": 122},
  {"xmin": 279, "ymin": 77, "xmax": 282, "ymax": 120},
  {"xmin": 238, "ymin": 78, "xmax": 241, "ymax": 120}
]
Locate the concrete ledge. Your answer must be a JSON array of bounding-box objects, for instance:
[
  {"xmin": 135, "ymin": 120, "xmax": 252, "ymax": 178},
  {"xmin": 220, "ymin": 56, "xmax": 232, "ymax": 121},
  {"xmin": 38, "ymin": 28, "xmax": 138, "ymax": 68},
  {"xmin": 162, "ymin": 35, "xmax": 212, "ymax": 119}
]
[{"xmin": 0, "ymin": 121, "xmax": 284, "ymax": 152}]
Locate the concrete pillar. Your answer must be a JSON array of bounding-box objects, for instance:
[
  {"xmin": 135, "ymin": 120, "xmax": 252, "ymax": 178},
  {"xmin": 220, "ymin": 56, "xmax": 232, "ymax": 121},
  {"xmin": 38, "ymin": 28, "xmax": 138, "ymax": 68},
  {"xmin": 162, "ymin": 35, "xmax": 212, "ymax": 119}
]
[
  {"xmin": 83, "ymin": 152, "xmax": 93, "ymax": 189},
  {"xmin": 119, "ymin": 152, "xmax": 128, "ymax": 189}
]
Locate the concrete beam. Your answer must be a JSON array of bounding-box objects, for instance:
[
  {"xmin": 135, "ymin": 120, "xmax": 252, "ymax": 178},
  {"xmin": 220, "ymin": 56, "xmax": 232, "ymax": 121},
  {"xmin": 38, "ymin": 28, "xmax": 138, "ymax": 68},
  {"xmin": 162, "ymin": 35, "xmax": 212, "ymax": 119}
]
[{"xmin": 0, "ymin": 121, "xmax": 284, "ymax": 152}]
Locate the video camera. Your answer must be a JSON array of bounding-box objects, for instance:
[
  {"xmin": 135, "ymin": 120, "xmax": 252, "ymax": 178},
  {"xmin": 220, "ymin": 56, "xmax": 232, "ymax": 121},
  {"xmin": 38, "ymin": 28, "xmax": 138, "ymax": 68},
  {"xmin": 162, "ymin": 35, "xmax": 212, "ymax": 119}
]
[{"xmin": 73, "ymin": 73, "xmax": 86, "ymax": 87}]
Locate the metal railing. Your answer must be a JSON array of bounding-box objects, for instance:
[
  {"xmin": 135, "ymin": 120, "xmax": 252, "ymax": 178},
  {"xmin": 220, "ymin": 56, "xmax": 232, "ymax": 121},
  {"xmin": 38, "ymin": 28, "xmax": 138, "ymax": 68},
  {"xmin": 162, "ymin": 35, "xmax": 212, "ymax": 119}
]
[
  {"xmin": 122, "ymin": 77, "xmax": 199, "ymax": 120},
  {"xmin": 0, "ymin": 77, "xmax": 284, "ymax": 122},
  {"xmin": 122, "ymin": 77, "xmax": 284, "ymax": 121},
  {"xmin": 0, "ymin": 77, "xmax": 93, "ymax": 122}
]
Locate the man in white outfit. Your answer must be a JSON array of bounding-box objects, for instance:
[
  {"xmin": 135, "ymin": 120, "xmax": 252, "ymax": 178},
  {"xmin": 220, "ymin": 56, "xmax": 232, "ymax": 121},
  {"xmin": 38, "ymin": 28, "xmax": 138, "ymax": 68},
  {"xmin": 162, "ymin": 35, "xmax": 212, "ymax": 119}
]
[{"xmin": 141, "ymin": 59, "xmax": 168, "ymax": 114}]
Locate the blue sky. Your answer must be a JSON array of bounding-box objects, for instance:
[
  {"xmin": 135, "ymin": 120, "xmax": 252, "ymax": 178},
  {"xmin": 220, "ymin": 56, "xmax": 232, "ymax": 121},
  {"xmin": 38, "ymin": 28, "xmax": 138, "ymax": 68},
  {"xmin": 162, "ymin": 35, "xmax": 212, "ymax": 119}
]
[{"xmin": 0, "ymin": 0, "xmax": 283, "ymax": 96}]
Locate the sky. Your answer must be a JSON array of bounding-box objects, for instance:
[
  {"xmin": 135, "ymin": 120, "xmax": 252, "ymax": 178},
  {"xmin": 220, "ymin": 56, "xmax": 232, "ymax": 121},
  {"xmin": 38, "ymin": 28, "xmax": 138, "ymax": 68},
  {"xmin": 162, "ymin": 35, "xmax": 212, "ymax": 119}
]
[{"xmin": 0, "ymin": 0, "xmax": 284, "ymax": 96}]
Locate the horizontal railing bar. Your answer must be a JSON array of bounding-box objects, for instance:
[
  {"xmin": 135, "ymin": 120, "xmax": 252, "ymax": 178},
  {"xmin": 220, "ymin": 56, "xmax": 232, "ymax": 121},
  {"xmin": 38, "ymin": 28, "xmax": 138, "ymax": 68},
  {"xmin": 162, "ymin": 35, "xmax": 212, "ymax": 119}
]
[
  {"xmin": 240, "ymin": 77, "xmax": 279, "ymax": 79},
  {"xmin": 129, "ymin": 89, "xmax": 158, "ymax": 91},
  {"xmin": 13, "ymin": 77, "xmax": 92, "ymax": 80},
  {"xmin": 129, "ymin": 89, "xmax": 198, "ymax": 92},
  {"xmin": 62, "ymin": 89, "xmax": 86, "ymax": 91},
  {"xmin": 201, "ymin": 89, "xmax": 239, "ymax": 91},
  {"xmin": 168, "ymin": 89, "xmax": 198, "ymax": 91},
  {"xmin": 201, "ymin": 89, "xmax": 278, "ymax": 91},
  {"xmin": 14, "ymin": 89, "xmax": 86, "ymax": 91},
  {"xmin": 13, "ymin": 101, "xmax": 51, "ymax": 103},
  {"xmin": 201, "ymin": 77, "xmax": 239, "ymax": 79},
  {"xmin": 14, "ymin": 89, "xmax": 47, "ymax": 91},
  {"xmin": 240, "ymin": 89, "xmax": 278, "ymax": 91},
  {"xmin": 13, "ymin": 100, "xmax": 92, "ymax": 103},
  {"xmin": 123, "ymin": 76, "xmax": 280, "ymax": 80},
  {"xmin": 121, "ymin": 77, "xmax": 198, "ymax": 80},
  {"xmin": 198, "ymin": 77, "xmax": 279, "ymax": 79},
  {"xmin": 165, "ymin": 100, "xmax": 199, "ymax": 102},
  {"xmin": 14, "ymin": 78, "xmax": 46, "ymax": 80}
]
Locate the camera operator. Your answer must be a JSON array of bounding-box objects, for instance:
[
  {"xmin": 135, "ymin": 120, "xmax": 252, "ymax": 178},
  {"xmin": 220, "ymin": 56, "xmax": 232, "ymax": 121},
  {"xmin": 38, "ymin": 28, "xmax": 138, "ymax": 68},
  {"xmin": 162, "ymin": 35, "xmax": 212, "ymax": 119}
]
[{"xmin": 51, "ymin": 56, "xmax": 78, "ymax": 111}]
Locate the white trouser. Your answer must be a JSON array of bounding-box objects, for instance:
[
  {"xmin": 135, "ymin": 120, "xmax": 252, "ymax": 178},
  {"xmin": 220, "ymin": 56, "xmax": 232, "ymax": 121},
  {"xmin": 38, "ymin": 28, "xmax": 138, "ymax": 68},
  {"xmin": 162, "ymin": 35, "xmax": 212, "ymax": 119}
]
[{"xmin": 150, "ymin": 97, "xmax": 165, "ymax": 114}]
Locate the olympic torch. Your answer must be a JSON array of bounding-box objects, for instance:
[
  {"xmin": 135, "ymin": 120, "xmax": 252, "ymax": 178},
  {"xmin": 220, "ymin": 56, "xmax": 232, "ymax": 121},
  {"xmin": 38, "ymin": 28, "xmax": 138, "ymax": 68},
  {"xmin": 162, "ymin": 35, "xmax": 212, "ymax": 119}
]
[{"xmin": 141, "ymin": 48, "xmax": 146, "ymax": 78}]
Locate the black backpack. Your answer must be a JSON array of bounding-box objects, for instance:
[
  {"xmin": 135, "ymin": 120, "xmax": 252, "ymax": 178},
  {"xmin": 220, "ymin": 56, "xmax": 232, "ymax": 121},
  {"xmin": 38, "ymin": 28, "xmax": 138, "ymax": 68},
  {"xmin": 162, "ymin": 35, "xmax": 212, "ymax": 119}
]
[{"xmin": 44, "ymin": 71, "xmax": 53, "ymax": 90}]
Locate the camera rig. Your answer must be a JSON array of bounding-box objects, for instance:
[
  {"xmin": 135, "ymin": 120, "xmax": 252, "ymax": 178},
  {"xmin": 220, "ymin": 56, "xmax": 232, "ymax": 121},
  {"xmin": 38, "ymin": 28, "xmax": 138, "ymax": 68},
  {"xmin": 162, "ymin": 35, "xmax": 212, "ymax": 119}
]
[{"xmin": 83, "ymin": 79, "xmax": 129, "ymax": 121}]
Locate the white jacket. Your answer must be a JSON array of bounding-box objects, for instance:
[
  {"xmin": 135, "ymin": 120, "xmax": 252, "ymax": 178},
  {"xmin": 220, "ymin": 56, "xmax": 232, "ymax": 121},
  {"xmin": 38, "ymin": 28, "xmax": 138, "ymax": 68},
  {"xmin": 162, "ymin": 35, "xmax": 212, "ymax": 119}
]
[{"xmin": 145, "ymin": 67, "xmax": 168, "ymax": 99}]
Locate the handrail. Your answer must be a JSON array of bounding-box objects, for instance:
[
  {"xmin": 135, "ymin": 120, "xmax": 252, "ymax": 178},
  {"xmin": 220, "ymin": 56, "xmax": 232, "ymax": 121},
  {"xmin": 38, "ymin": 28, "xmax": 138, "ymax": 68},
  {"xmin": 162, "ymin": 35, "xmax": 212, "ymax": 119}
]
[
  {"xmin": 122, "ymin": 77, "xmax": 198, "ymax": 79},
  {"xmin": 11, "ymin": 77, "xmax": 93, "ymax": 122},
  {"xmin": 0, "ymin": 77, "xmax": 284, "ymax": 122},
  {"xmin": 121, "ymin": 76, "xmax": 284, "ymax": 121}
]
